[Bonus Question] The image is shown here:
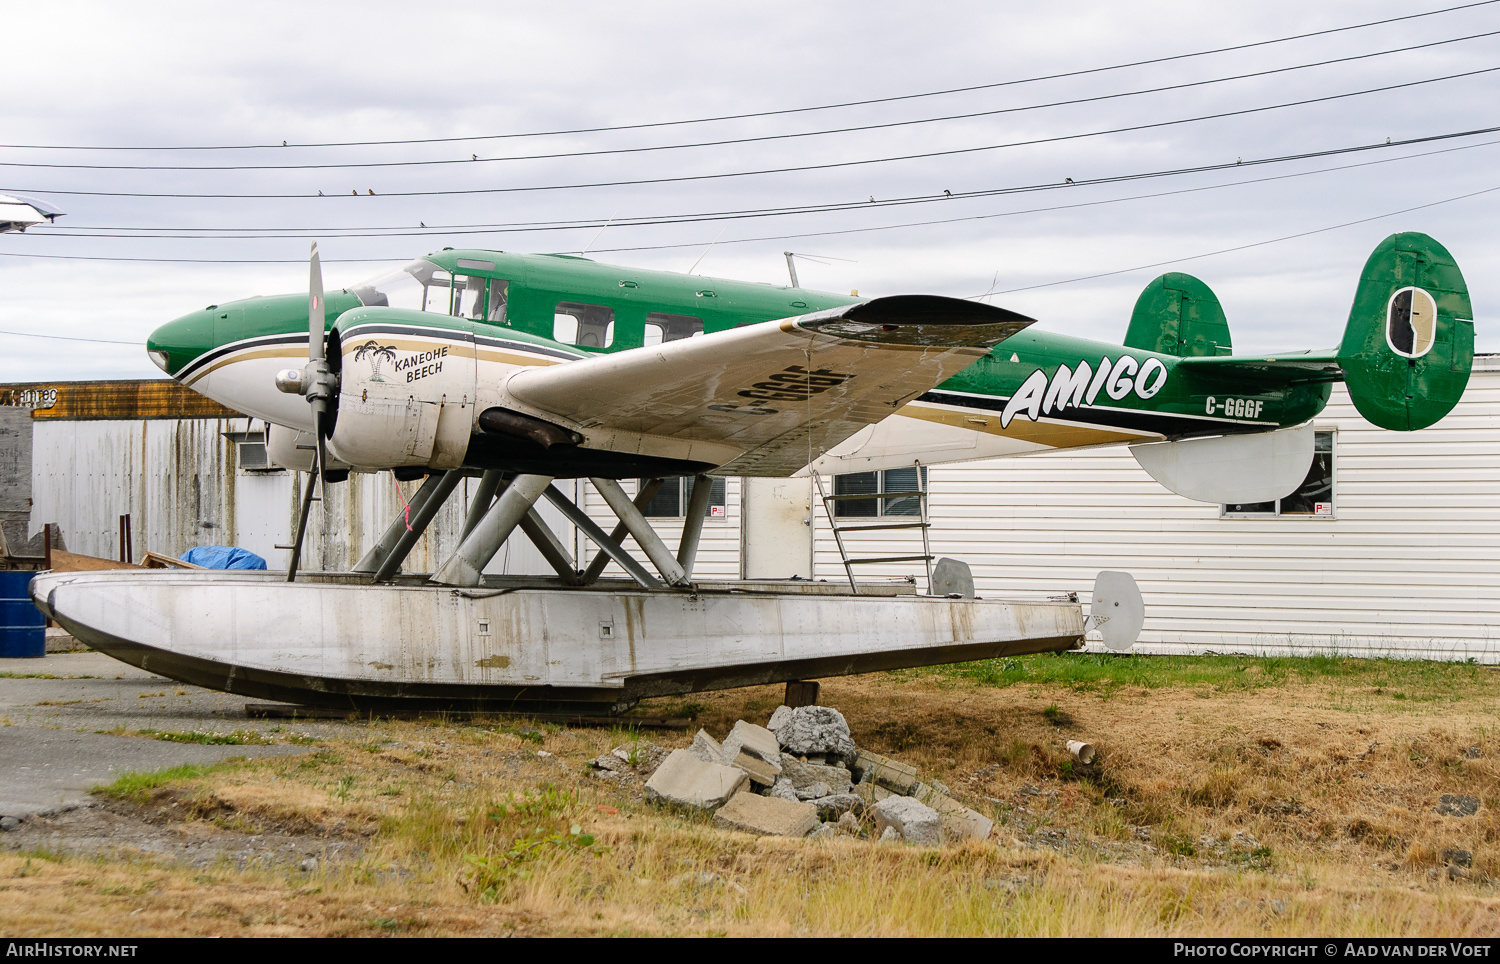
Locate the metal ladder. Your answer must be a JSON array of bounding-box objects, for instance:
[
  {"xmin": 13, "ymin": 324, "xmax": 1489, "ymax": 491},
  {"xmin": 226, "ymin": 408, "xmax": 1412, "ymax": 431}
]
[{"xmin": 813, "ymin": 468, "xmax": 933, "ymax": 594}]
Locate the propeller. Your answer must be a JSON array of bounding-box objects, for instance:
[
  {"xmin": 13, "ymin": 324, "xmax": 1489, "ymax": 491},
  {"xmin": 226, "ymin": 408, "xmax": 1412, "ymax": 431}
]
[{"xmin": 276, "ymin": 243, "xmax": 340, "ymax": 582}]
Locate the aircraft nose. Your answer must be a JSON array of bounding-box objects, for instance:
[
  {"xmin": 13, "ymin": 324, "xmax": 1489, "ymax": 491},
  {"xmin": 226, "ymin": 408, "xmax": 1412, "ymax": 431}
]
[{"xmin": 146, "ymin": 307, "xmax": 217, "ymax": 379}]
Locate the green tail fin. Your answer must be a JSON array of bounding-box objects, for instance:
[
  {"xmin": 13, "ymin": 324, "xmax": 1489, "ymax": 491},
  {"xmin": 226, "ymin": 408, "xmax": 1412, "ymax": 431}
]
[
  {"xmin": 1337, "ymin": 232, "xmax": 1474, "ymax": 431},
  {"xmin": 1125, "ymin": 272, "xmax": 1233, "ymax": 357}
]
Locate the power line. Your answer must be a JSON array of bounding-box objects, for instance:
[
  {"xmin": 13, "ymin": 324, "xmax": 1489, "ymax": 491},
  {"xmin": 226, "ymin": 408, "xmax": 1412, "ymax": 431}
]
[
  {"xmin": 9, "ymin": 66, "xmax": 1498, "ymax": 201},
  {"xmin": 7, "ymin": 135, "xmax": 1497, "ymax": 266},
  {"xmin": 9, "ymin": 31, "xmax": 1498, "ymax": 173},
  {"xmin": 26, "ymin": 128, "xmax": 1500, "ymax": 242},
  {"xmin": 5, "ymin": 0, "xmax": 1495, "ymax": 153},
  {"xmin": 0, "ymin": 328, "xmax": 140, "ymax": 345},
  {"xmin": 985, "ymin": 184, "xmax": 1500, "ymax": 295}
]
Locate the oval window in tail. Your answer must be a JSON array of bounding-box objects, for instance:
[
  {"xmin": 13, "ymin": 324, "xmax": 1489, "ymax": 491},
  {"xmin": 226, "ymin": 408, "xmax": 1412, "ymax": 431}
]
[{"xmin": 1386, "ymin": 286, "xmax": 1438, "ymax": 359}]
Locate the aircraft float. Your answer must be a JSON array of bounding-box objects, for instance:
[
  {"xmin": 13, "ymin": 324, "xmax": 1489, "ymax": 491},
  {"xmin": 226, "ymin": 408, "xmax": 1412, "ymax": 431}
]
[{"xmin": 29, "ymin": 232, "xmax": 1474, "ymax": 712}]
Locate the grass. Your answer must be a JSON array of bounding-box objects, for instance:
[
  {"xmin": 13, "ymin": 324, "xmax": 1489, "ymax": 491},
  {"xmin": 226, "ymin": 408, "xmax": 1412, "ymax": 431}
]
[
  {"xmin": 0, "ymin": 672, "xmax": 97, "ymax": 680},
  {"xmin": 96, "ymin": 727, "xmax": 273, "ymax": 745},
  {"xmin": 8, "ymin": 653, "xmax": 1500, "ymax": 937}
]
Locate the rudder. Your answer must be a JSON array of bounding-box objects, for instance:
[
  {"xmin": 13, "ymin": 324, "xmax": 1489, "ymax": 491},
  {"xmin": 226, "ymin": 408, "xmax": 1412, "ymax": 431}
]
[{"xmin": 1338, "ymin": 232, "xmax": 1474, "ymax": 430}]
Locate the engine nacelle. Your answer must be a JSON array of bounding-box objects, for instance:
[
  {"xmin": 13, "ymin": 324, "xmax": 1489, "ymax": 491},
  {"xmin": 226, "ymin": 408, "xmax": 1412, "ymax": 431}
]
[
  {"xmin": 325, "ymin": 321, "xmax": 477, "ymax": 470},
  {"xmin": 266, "ymin": 424, "xmax": 352, "ymax": 473}
]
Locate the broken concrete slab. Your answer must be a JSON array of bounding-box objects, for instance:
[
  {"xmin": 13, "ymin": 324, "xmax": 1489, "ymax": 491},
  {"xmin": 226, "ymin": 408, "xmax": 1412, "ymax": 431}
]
[
  {"xmin": 872, "ymin": 796, "xmax": 942, "ymax": 846},
  {"xmin": 854, "ymin": 781, "xmax": 895, "ymax": 808},
  {"xmin": 644, "ymin": 749, "xmax": 748, "ymax": 810},
  {"xmin": 730, "ymin": 750, "xmax": 780, "ymax": 788},
  {"xmin": 812, "ymin": 793, "xmax": 862, "ymax": 821},
  {"xmin": 766, "ymin": 778, "xmax": 800, "ymax": 802},
  {"xmin": 769, "ymin": 705, "xmax": 857, "ymax": 765},
  {"xmin": 779, "ymin": 754, "xmax": 852, "ymax": 797},
  {"xmin": 688, "ymin": 729, "xmax": 723, "ymax": 764},
  {"xmin": 856, "ymin": 750, "xmax": 919, "ymax": 794},
  {"xmin": 721, "ymin": 720, "xmax": 780, "ymax": 767},
  {"xmin": 713, "ymin": 791, "xmax": 819, "ymax": 837},
  {"xmin": 912, "ymin": 782, "xmax": 994, "ymax": 842}
]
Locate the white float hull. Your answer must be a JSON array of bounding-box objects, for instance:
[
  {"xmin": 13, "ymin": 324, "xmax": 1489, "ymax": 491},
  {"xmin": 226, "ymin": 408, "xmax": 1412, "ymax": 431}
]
[{"xmin": 30, "ymin": 570, "xmax": 1083, "ymax": 712}]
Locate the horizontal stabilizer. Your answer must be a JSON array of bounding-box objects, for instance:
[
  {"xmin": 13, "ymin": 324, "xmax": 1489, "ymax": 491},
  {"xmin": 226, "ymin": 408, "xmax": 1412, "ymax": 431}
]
[{"xmin": 1129, "ymin": 422, "xmax": 1314, "ymax": 504}]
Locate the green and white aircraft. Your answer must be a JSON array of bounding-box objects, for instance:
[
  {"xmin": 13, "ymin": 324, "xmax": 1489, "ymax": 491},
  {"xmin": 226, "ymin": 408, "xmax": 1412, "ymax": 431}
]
[{"xmin": 147, "ymin": 231, "xmax": 1473, "ymax": 522}]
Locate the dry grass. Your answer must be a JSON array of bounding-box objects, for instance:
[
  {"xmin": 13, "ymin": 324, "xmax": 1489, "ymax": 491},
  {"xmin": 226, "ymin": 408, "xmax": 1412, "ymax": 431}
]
[{"xmin": 7, "ymin": 655, "xmax": 1500, "ymax": 936}]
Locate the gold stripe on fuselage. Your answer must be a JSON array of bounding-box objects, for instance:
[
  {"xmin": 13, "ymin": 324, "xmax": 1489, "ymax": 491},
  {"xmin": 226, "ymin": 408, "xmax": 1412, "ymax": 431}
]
[
  {"xmin": 900, "ymin": 400, "xmax": 1156, "ymax": 448},
  {"xmin": 181, "ymin": 338, "xmax": 567, "ymax": 387}
]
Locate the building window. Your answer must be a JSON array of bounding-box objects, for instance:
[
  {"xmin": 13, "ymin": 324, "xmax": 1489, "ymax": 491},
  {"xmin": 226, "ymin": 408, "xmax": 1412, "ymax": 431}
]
[
  {"xmin": 554, "ymin": 301, "xmax": 615, "ymax": 348},
  {"xmin": 833, "ymin": 467, "xmax": 927, "ymax": 518},
  {"xmin": 1223, "ymin": 430, "xmax": 1334, "ymax": 517},
  {"xmin": 641, "ymin": 477, "xmax": 726, "ymax": 518}
]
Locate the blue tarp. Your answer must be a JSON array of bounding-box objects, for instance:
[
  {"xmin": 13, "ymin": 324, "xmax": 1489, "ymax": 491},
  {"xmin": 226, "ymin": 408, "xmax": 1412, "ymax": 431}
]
[{"xmin": 181, "ymin": 546, "xmax": 267, "ymax": 570}]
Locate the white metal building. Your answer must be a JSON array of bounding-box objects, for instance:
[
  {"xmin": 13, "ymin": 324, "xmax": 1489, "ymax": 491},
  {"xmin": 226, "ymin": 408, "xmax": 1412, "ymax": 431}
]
[{"xmin": 6, "ymin": 354, "xmax": 1497, "ymax": 660}]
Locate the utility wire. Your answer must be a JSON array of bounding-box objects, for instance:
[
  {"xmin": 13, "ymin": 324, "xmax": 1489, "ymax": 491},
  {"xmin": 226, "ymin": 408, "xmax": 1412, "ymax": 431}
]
[
  {"xmin": 985, "ymin": 184, "xmax": 1500, "ymax": 295},
  {"xmin": 44, "ymin": 126, "xmax": 1500, "ymax": 238},
  {"xmin": 8, "ymin": 31, "xmax": 1499, "ymax": 173},
  {"xmin": 16, "ymin": 124, "xmax": 1500, "ymax": 237},
  {"xmin": 9, "ymin": 66, "xmax": 1499, "ymax": 201},
  {"xmin": 7, "ymin": 135, "xmax": 1498, "ymax": 264},
  {"xmin": 5, "ymin": 0, "xmax": 1495, "ymax": 152}
]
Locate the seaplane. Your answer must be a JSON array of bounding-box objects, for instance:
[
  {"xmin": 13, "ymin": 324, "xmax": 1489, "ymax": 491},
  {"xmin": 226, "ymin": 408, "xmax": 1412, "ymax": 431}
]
[{"xmin": 29, "ymin": 232, "xmax": 1474, "ymax": 713}]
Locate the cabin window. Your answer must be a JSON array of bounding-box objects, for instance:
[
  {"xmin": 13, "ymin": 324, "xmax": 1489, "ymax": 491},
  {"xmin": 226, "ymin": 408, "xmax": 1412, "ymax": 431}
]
[
  {"xmin": 641, "ymin": 477, "xmax": 726, "ymax": 518},
  {"xmin": 833, "ymin": 467, "xmax": 927, "ymax": 518},
  {"xmin": 487, "ymin": 280, "xmax": 509, "ymax": 323},
  {"xmin": 554, "ymin": 301, "xmax": 615, "ymax": 349},
  {"xmin": 1222, "ymin": 430, "xmax": 1335, "ymax": 517},
  {"xmin": 447, "ymin": 275, "xmax": 509, "ymax": 322},
  {"xmin": 643, "ymin": 312, "xmax": 704, "ymax": 346}
]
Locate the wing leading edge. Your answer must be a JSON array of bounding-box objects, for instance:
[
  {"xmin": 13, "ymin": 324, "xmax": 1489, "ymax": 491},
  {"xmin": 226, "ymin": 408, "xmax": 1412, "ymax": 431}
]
[{"xmin": 500, "ymin": 294, "xmax": 1034, "ymax": 477}]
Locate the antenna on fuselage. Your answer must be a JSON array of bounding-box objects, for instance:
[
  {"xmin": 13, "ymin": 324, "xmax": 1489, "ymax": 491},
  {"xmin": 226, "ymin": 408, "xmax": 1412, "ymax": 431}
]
[
  {"xmin": 782, "ymin": 252, "xmax": 857, "ymax": 288},
  {"xmin": 784, "ymin": 252, "xmax": 799, "ymax": 288},
  {"xmin": 579, "ymin": 210, "xmax": 617, "ymax": 256},
  {"xmin": 688, "ymin": 226, "xmax": 729, "ymax": 275}
]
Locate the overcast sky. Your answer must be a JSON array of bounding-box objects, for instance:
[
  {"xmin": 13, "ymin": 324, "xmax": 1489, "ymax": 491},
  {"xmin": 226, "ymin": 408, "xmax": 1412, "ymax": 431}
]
[{"xmin": 2, "ymin": 0, "xmax": 1497, "ymax": 381}]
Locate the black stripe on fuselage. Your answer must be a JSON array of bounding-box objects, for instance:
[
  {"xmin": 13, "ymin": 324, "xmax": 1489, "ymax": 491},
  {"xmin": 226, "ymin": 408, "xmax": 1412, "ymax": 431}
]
[
  {"xmin": 176, "ymin": 333, "xmax": 309, "ymax": 383},
  {"xmin": 918, "ymin": 389, "xmax": 1276, "ymax": 439}
]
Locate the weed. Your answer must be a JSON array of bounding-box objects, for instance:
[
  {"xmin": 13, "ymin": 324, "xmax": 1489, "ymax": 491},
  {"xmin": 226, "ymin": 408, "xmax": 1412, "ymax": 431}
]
[
  {"xmin": 1042, "ymin": 704, "xmax": 1059, "ymax": 719},
  {"xmin": 133, "ymin": 728, "xmax": 269, "ymax": 746},
  {"xmin": 93, "ymin": 763, "xmax": 221, "ymax": 804},
  {"xmin": 334, "ymin": 775, "xmax": 356, "ymax": 803},
  {"xmin": 14, "ymin": 859, "xmax": 38, "ymax": 878}
]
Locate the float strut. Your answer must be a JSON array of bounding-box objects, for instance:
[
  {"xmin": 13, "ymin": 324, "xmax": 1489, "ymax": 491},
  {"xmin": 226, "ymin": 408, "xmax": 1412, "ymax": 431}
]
[
  {"xmin": 352, "ymin": 471, "xmax": 454, "ymax": 574},
  {"xmin": 431, "ymin": 474, "xmax": 554, "ymax": 587},
  {"xmin": 459, "ymin": 469, "xmax": 506, "ymax": 541},
  {"xmin": 676, "ymin": 474, "xmax": 714, "ymax": 579},
  {"xmin": 581, "ymin": 479, "xmax": 662, "ymax": 585},
  {"xmin": 540, "ymin": 485, "xmax": 662, "ymax": 589},
  {"xmin": 590, "ymin": 478, "xmax": 689, "ymax": 586},
  {"xmin": 368, "ymin": 470, "xmax": 464, "ymax": 583}
]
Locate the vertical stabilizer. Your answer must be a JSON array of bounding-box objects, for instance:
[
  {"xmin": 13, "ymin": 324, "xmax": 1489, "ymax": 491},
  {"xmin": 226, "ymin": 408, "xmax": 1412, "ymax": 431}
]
[
  {"xmin": 1337, "ymin": 233, "xmax": 1474, "ymax": 430},
  {"xmin": 1124, "ymin": 272, "xmax": 1232, "ymax": 357}
]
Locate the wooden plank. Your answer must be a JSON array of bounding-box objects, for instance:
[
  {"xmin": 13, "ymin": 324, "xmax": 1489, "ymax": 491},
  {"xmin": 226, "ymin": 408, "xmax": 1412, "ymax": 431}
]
[{"xmin": 0, "ymin": 380, "xmax": 241, "ymax": 421}]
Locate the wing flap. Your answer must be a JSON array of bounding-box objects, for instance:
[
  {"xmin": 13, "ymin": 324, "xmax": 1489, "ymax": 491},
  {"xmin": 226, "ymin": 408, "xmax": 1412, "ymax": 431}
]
[{"xmin": 503, "ymin": 295, "xmax": 1033, "ymax": 476}]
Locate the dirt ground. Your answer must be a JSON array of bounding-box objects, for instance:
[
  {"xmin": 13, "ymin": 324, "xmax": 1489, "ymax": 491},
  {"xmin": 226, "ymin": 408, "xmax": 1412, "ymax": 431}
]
[{"xmin": 5, "ymin": 655, "xmax": 1500, "ymax": 937}]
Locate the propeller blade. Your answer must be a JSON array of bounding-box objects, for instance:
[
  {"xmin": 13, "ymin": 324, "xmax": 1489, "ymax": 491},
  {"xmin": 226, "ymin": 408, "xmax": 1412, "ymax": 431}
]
[{"xmin": 308, "ymin": 241, "xmax": 325, "ymax": 363}]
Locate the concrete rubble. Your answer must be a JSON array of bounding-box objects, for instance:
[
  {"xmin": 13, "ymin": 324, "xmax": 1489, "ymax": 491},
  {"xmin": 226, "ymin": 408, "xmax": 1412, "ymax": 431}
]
[{"xmin": 622, "ymin": 702, "xmax": 996, "ymax": 845}]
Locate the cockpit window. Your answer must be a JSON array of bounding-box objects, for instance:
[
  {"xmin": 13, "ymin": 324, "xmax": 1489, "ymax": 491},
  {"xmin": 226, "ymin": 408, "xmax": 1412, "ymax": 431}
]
[
  {"xmin": 349, "ymin": 259, "xmax": 449, "ymax": 312},
  {"xmin": 350, "ymin": 261, "xmax": 510, "ymax": 324}
]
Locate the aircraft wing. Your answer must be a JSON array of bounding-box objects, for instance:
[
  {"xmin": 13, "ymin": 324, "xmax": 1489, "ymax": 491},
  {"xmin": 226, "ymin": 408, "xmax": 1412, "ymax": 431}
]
[{"xmin": 502, "ymin": 295, "xmax": 1034, "ymax": 476}]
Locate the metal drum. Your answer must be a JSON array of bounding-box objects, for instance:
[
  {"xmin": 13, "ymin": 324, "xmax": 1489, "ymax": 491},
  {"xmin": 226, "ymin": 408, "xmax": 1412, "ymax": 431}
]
[{"xmin": 0, "ymin": 570, "xmax": 45, "ymax": 658}]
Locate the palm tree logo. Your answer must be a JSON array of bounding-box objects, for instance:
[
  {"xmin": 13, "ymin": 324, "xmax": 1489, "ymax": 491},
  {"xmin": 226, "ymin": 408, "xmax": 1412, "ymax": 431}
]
[{"xmin": 354, "ymin": 340, "xmax": 397, "ymax": 382}]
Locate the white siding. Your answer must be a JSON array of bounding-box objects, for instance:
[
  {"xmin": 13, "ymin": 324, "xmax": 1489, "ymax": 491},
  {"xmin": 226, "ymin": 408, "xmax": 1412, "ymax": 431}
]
[{"xmin": 807, "ymin": 359, "xmax": 1500, "ymax": 661}]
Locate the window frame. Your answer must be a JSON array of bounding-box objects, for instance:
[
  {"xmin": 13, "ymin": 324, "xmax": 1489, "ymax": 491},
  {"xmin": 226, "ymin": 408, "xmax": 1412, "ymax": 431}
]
[
  {"xmin": 639, "ymin": 477, "xmax": 727, "ymax": 519},
  {"xmin": 833, "ymin": 467, "xmax": 928, "ymax": 518}
]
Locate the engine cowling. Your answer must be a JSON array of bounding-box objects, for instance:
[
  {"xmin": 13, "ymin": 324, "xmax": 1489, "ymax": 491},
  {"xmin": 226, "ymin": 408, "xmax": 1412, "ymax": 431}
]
[{"xmin": 325, "ymin": 319, "xmax": 477, "ymax": 471}]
